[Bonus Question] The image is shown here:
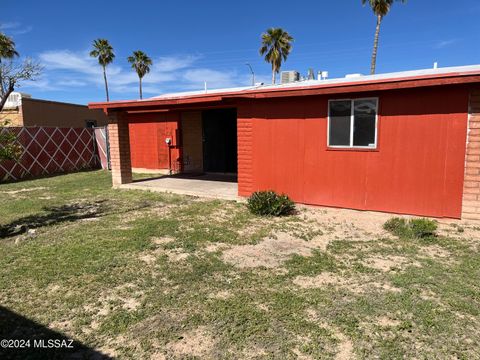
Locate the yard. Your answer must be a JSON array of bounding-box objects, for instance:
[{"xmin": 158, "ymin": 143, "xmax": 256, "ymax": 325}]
[{"xmin": 0, "ymin": 170, "xmax": 479, "ymax": 359}]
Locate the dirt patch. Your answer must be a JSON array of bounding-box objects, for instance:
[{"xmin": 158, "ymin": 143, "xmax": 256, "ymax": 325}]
[
  {"xmin": 377, "ymin": 316, "xmax": 401, "ymax": 327},
  {"xmin": 165, "ymin": 326, "xmax": 216, "ymax": 358},
  {"xmin": 210, "ymin": 207, "xmax": 237, "ymax": 222},
  {"xmin": 208, "ymin": 290, "xmax": 232, "ymax": 300},
  {"xmin": 300, "ymin": 206, "xmax": 393, "ymax": 241},
  {"xmin": 1, "ymin": 187, "xmax": 47, "ymax": 195},
  {"xmin": 293, "ymin": 272, "xmax": 401, "ymax": 294},
  {"xmin": 334, "ymin": 331, "xmax": 354, "ymax": 360},
  {"xmin": 164, "ymin": 248, "xmax": 189, "ymax": 262},
  {"xmin": 46, "ymin": 284, "xmax": 61, "ymax": 294},
  {"xmin": 419, "ymin": 245, "xmax": 451, "ymax": 260},
  {"xmin": 241, "ymin": 345, "xmax": 271, "ymax": 359},
  {"xmin": 294, "ymin": 273, "xmax": 346, "ymax": 287},
  {"xmin": 152, "ymin": 236, "xmax": 175, "ymax": 246},
  {"xmin": 49, "ymin": 319, "xmax": 72, "ymax": 332},
  {"xmin": 139, "ymin": 253, "xmax": 157, "ymax": 265},
  {"xmin": 122, "ymin": 297, "xmax": 141, "ymax": 311},
  {"xmin": 222, "ymin": 232, "xmax": 329, "ymax": 268},
  {"xmin": 84, "ymin": 284, "xmax": 144, "ymax": 318},
  {"xmin": 204, "ymin": 242, "xmax": 230, "ymax": 253},
  {"xmin": 149, "ymin": 353, "xmax": 166, "ymax": 360},
  {"xmin": 363, "ymin": 255, "xmax": 421, "ymax": 272}
]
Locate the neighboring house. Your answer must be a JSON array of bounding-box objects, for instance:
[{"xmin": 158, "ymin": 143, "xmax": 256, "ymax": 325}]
[
  {"xmin": 1, "ymin": 92, "xmax": 108, "ymax": 128},
  {"xmin": 89, "ymin": 65, "xmax": 480, "ymax": 220}
]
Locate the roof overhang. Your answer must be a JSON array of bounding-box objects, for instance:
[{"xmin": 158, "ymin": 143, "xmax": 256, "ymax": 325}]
[{"xmin": 88, "ymin": 69, "xmax": 480, "ymax": 113}]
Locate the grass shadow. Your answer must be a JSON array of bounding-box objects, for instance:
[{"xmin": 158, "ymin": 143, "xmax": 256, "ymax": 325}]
[
  {"xmin": 0, "ymin": 305, "xmax": 112, "ymax": 359},
  {"xmin": 0, "ymin": 201, "xmax": 108, "ymax": 239}
]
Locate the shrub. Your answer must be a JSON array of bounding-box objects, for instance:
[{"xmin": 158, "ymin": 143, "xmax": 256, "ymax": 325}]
[
  {"xmin": 409, "ymin": 218, "xmax": 438, "ymax": 238},
  {"xmin": 247, "ymin": 190, "xmax": 295, "ymax": 216},
  {"xmin": 383, "ymin": 217, "xmax": 437, "ymax": 239},
  {"xmin": 383, "ymin": 217, "xmax": 410, "ymax": 238}
]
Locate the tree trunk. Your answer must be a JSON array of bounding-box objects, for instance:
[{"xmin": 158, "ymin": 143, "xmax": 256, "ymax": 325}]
[
  {"xmin": 103, "ymin": 65, "xmax": 110, "ymax": 102},
  {"xmin": 0, "ymin": 58, "xmax": 4, "ymax": 96},
  {"xmin": 272, "ymin": 65, "xmax": 276, "ymax": 85},
  {"xmin": 370, "ymin": 14, "xmax": 382, "ymax": 75},
  {"xmin": 139, "ymin": 77, "xmax": 143, "ymax": 99},
  {"xmin": 0, "ymin": 84, "xmax": 14, "ymax": 112}
]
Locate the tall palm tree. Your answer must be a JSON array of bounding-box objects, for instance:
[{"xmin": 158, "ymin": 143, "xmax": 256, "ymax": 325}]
[
  {"xmin": 89, "ymin": 39, "xmax": 115, "ymax": 101},
  {"xmin": 259, "ymin": 28, "xmax": 294, "ymax": 84},
  {"xmin": 127, "ymin": 51, "xmax": 152, "ymax": 99},
  {"xmin": 362, "ymin": 0, "xmax": 406, "ymax": 75}
]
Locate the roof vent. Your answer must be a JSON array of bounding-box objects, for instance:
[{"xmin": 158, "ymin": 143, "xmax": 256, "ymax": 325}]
[{"xmin": 281, "ymin": 71, "xmax": 300, "ymax": 84}]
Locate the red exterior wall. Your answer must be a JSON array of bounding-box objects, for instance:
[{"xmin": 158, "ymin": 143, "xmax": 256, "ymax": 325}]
[
  {"xmin": 238, "ymin": 85, "xmax": 469, "ymax": 218},
  {"xmin": 128, "ymin": 112, "xmax": 181, "ymax": 172}
]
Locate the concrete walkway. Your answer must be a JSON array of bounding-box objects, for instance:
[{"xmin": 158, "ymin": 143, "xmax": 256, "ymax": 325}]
[{"xmin": 120, "ymin": 173, "xmax": 240, "ymax": 201}]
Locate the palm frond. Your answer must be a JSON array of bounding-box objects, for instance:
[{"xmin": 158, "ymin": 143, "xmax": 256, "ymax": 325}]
[
  {"xmin": 89, "ymin": 39, "xmax": 115, "ymax": 66},
  {"xmin": 127, "ymin": 50, "xmax": 153, "ymax": 78},
  {"xmin": 259, "ymin": 27, "xmax": 294, "ymax": 74},
  {"xmin": 0, "ymin": 33, "xmax": 19, "ymax": 59}
]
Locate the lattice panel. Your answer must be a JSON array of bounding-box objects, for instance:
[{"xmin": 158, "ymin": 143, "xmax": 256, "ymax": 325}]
[{"xmin": 0, "ymin": 127, "xmax": 100, "ymax": 181}]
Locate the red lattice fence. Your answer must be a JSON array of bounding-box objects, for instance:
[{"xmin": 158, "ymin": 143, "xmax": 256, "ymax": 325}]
[{"xmin": 0, "ymin": 127, "xmax": 100, "ymax": 181}]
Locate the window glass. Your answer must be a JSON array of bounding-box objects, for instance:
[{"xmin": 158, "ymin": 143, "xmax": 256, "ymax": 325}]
[
  {"xmin": 353, "ymin": 99, "xmax": 377, "ymax": 147},
  {"xmin": 329, "ymin": 100, "xmax": 351, "ymax": 146}
]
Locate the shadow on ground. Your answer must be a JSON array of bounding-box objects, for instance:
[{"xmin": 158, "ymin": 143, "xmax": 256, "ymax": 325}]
[
  {"xmin": 0, "ymin": 201, "xmax": 108, "ymax": 239},
  {"xmin": 0, "ymin": 305, "xmax": 112, "ymax": 359}
]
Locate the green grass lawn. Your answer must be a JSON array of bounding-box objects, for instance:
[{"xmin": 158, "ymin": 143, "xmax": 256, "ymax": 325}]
[{"xmin": 0, "ymin": 170, "xmax": 479, "ymax": 359}]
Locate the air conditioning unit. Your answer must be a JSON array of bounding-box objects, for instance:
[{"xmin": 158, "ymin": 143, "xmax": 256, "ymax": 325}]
[
  {"xmin": 3, "ymin": 92, "xmax": 31, "ymax": 109},
  {"xmin": 281, "ymin": 71, "xmax": 300, "ymax": 84}
]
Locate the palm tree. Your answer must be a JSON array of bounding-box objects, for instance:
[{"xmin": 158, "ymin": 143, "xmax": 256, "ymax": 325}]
[
  {"xmin": 0, "ymin": 33, "xmax": 19, "ymax": 103},
  {"xmin": 0, "ymin": 33, "xmax": 19, "ymax": 60},
  {"xmin": 89, "ymin": 39, "xmax": 115, "ymax": 101},
  {"xmin": 259, "ymin": 28, "xmax": 294, "ymax": 84},
  {"xmin": 362, "ymin": 0, "xmax": 406, "ymax": 75},
  {"xmin": 127, "ymin": 51, "xmax": 152, "ymax": 99}
]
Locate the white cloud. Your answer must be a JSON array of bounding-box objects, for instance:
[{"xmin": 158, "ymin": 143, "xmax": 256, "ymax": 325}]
[
  {"xmin": 0, "ymin": 22, "xmax": 21, "ymax": 30},
  {"xmin": 434, "ymin": 39, "xmax": 457, "ymax": 49},
  {"xmin": 39, "ymin": 50, "xmax": 103, "ymax": 75},
  {"xmin": 30, "ymin": 49, "xmax": 252, "ymax": 99},
  {"xmin": 56, "ymin": 79, "xmax": 88, "ymax": 87},
  {"xmin": 0, "ymin": 22, "xmax": 33, "ymax": 35}
]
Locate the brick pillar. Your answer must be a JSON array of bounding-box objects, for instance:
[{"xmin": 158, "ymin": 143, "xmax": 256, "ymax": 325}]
[
  {"xmin": 108, "ymin": 112, "xmax": 132, "ymax": 186},
  {"xmin": 462, "ymin": 89, "xmax": 480, "ymax": 220},
  {"xmin": 237, "ymin": 117, "xmax": 253, "ymax": 197}
]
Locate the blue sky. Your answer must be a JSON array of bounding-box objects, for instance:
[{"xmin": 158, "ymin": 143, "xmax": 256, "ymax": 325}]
[{"xmin": 3, "ymin": 0, "xmax": 480, "ymax": 104}]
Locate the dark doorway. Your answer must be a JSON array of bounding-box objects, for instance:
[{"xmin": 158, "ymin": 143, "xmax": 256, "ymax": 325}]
[{"xmin": 202, "ymin": 108, "xmax": 237, "ymax": 173}]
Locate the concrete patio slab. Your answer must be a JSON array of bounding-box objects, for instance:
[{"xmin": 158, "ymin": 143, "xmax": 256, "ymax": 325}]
[{"xmin": 119, "ymin": 173, "xmax": 240, "ymax": 201}]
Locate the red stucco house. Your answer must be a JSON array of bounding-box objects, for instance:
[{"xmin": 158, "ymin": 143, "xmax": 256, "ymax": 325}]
[{"xmin": 89, "ymin": 65, "xmax": 480, "ymax": 220}]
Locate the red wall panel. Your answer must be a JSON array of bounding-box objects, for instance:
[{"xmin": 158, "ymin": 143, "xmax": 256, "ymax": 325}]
[
  {"xmin": 238, "ymin": 85, "xmax": 469, "ymax": 218},
  {"xmin": 128, "ymin": 112, "xmax": 180, "ymax": 171}
]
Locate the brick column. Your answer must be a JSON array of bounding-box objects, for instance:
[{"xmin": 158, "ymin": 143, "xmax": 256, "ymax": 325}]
[
  {"xmin": 462, "ymin": 89, "xmax": 480, "ymax": 220},
  {"xmin": 237, "ymin": 117, "xmax": 253, "ymax": 197},
  {"xmin": 108, "ymin": 111, "xmax": 132, "ymax": 186}
]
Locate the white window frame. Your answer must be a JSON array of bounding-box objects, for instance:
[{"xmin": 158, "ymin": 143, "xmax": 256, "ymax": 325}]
[{"xmin": 327, "ymin": 97, "xmax": 379, "ymax": 149}]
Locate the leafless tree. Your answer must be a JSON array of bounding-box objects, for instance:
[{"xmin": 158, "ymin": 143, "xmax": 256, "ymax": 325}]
[{"xmin": 0, "ymin": 58, "xmax": 43, "ymax": 111}]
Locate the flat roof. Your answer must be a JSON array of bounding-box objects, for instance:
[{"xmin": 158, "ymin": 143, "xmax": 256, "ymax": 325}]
[{"xmin": 89, "ymin": 64, "xmax": 480, "ymax": 110}]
